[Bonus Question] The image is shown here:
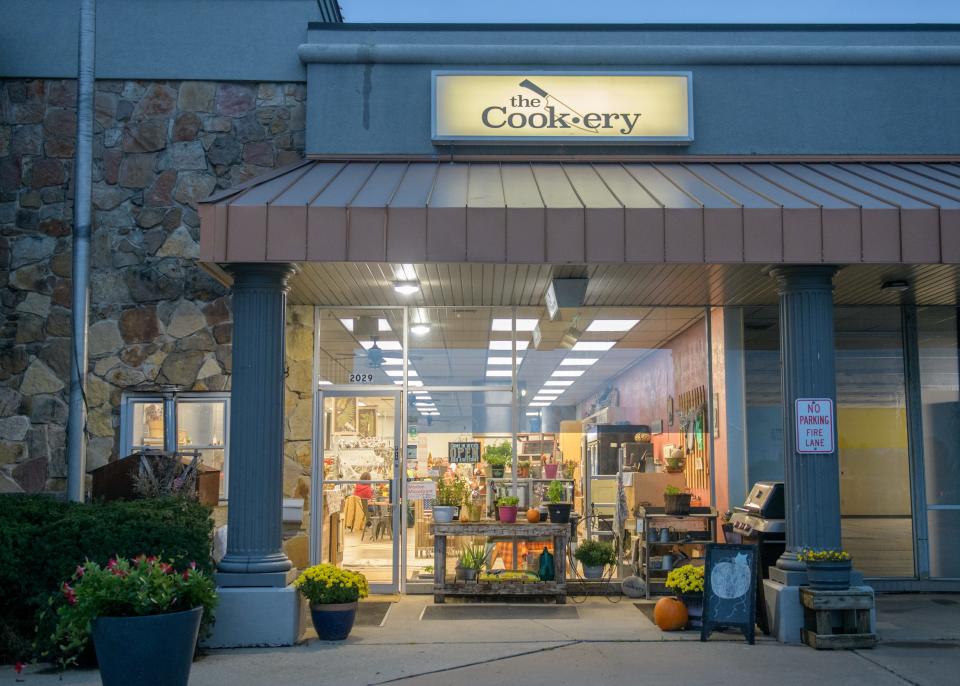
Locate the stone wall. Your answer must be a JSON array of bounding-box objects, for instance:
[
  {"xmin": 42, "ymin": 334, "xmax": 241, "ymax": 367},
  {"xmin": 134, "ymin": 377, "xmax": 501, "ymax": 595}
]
[{"xmin": 0, "ymin": 78, "xmax": 306, "ymax": 492}]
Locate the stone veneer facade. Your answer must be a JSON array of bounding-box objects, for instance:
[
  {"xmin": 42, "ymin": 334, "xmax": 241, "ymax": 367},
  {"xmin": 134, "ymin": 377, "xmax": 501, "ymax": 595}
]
[{"xmin": 0, "ymin": 78, "xmax": 309, "ymax": 494}]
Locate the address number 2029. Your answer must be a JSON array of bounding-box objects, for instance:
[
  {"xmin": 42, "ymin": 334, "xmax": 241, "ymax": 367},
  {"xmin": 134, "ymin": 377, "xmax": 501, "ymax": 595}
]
[{"xmin": 349, "ymin": 373, "xmax": 374, "ymax": 383}]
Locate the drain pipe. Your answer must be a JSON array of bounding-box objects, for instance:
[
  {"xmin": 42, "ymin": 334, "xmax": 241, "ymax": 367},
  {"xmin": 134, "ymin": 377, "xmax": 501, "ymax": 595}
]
[{"xmin": 66, "ymin": 0, "xmax": 95, "ymax": 502}]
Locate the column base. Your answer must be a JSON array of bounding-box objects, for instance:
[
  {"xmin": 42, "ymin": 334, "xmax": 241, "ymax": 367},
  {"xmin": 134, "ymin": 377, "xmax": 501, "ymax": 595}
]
[
  {"xmin": 762, "ymin": 579, "xmax": 804, "ymax": 644},
  {"xmin": 203, "ymin": 585, "xmax": 305, "ymax": 648},
  {"xmin": 215, "ymin": 569, "xmax": 298, "ymax": 588}
]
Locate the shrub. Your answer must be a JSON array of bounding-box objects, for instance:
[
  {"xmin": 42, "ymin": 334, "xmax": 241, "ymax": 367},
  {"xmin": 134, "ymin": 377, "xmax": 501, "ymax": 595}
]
[
  {"xmin": 545, "ymin": 480, "xmax": 565, "ymax": 503},
  {"xmin": 294, "ymin": 564, "xmax": 369, "ymax": 605},
  {"xmin": 573, "ymin": 540, "xmax": 616, "ymax": 568},
  {"xmin": 0, "ymin": 495, "xmax": 214, "ymax": 663}
]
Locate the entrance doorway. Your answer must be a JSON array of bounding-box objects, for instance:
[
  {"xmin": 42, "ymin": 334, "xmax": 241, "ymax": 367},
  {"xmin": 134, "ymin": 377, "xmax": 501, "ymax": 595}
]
[{"xmin": 314, "ymin": 390, "xmax": 402, "ymax": 593}]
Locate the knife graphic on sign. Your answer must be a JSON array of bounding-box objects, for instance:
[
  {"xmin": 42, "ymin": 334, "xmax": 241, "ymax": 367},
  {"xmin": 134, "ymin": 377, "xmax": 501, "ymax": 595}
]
[{"xmin": 519, "ymin": 79, "xmax": 598, "ymax": 134}]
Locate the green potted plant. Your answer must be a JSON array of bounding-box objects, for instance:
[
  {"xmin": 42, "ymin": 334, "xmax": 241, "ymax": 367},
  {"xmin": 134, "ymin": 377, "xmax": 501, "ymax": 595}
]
[
  {"xmin": 496, "ymin": 495, "xmax": 520, "ymax": 523},
  {"xmin": 574, "ymin": 540, "xmax": 616, "ymax": 580},
  {"xmin": 484, "ymin": 442, "xmax": 511, "ymax": 478},
  {"xmin": 562, "ymin": 460, "xmax": 576, "ymax": 479},
  {"xmin": 433, "ymin": 475, "xmax": 467, "ymax": 523},
  {"xmin": 516, "ymin": 460, "xmax": 531, "ymax": 478},
  {"xmin": 665, "ymin": 564, "xmax": 705, "ymax": 628},
  {"xmin": 664, "ymin": 485, "xmax": 692, "ymax": 515},
  {"xmin": 455, "ymin": 544, "xmax": 486, "ymax": 582},
  {"xmin": 51, "ymin": 556, "xmax": 216, "ymax": 685},
  {"xmin": 544, "ymin": 480, "xmax": 572, "ymax": 524},
  {"xmin": 295, "ymin": 563, "xmax": 369, "ymax": 640},
  {"xmin": 798, "ymin": 548, "xmax": 852, "ymax": 590}
]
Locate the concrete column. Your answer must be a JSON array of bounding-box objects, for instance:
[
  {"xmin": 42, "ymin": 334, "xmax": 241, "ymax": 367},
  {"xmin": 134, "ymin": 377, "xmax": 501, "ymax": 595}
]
[
  {"xmin": 218, "ymin": 263, "xmax": 295, "ymax": 577},
  {"xmin": 771, "ymin": 266, "xmax": 842, "ymax": 572}
]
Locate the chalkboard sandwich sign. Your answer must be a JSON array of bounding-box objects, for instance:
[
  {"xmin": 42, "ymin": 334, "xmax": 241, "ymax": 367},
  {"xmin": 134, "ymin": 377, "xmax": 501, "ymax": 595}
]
[{"xmin": 700, "ymin": 543, "xmax": 758, "ymax": 645}]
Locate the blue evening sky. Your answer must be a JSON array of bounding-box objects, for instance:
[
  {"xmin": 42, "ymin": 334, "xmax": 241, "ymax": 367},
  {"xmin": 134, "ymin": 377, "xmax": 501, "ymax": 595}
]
[{"xmin": 339, "ymin": 1, "xmax": 960, "ymax": 24}]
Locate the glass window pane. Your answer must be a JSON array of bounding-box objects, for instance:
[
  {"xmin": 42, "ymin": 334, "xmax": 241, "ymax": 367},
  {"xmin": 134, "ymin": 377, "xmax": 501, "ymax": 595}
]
[
  {"xmin": 176, "ymin": 401, "xmax": 226, "ymax": 448},
  {"xmin": 322, "ymin": 395, "xmax": 396, "ymax": 481},
  {"xmin": 409, "ymin": 307, "xmax": 514, "ymax": 387},
  {"xmin": 130, "ymin": 400, "xmax": 165, "ymax": 450},
  {"xmin": 317, "ymin": 309, "xmax": 405, "ymax": 387}
]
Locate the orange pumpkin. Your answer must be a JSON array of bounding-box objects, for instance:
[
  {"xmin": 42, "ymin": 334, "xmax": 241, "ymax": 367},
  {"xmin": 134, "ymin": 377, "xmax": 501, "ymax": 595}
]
[
  {"xmin": 526, "ymin": 508, "xmax": 540, "ymax": 523},
  {"xmin": 653, "ymin": 596, "xmax": 688, "ymax": 631}
]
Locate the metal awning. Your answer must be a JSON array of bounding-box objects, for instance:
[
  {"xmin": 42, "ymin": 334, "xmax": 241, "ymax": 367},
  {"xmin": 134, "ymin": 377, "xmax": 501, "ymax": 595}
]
[{"xmin": 199, "ymin": 160, "xmax": 960, "ymax": 265}]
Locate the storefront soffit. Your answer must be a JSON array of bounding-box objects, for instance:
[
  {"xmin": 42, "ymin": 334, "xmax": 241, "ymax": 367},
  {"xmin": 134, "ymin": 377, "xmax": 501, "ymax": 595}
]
[{"xmin": 199, "ymin": 160, "xmax": 960, "ymax": 269}]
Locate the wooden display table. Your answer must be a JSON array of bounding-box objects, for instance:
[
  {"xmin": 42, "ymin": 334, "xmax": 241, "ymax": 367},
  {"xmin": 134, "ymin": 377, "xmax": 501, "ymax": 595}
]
[
  {"xmin": 431, "ymin": 521, "xmax": 568, "ymax": 604},
  {"xmin": 800, "ymin": 586, "xmax": 877, "ymax": 650}
]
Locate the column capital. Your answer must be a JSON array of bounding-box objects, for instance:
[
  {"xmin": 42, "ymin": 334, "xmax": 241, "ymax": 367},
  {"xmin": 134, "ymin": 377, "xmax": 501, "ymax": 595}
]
[
  {"xmin": 768, "ymin": 265, "xmax": 839, "ymax": 293},
  {"xmin": 225, "ymin": 262, "xmax": 297, "ymax": 291}
]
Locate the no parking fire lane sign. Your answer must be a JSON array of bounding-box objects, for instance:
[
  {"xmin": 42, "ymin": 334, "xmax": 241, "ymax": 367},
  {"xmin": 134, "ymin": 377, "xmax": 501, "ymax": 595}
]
[{"xmin": 795, "ymin": 398, "xmax": 834, "ymax": 454}]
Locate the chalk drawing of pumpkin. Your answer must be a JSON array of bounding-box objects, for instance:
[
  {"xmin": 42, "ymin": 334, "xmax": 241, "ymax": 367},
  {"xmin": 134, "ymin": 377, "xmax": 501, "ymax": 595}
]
[{"xmin": 710, "ymin": 552, "xmax": 751, "ymax": 599}]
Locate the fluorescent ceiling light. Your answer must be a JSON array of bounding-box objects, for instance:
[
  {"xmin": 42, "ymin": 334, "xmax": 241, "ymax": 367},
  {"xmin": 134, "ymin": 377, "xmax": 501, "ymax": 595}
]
[
  {"xmin": 551, "ymin": 370, "xmax": 585, "ymax": 378},
  {"xmin": 340, "ymin": 318, "xmax": 392, "ymax": 332},
  {"xmin": 487, "ymin": 356, "xmax": 521, "ymax": 365},
  {"xmin": 393, "ymin": 281, "xmax": 420, "ymax": 295},
  {"xmin": 485, "ymin": 369, "xmax": 512, "ymax": 377},
  {"xmin": 410, "ymin": 324, "xmax": 431, "ymax": 336},
  {"xmin": 572, "ymin": 341, "xmax": 616, "ymax": 352},
  {"xmin": 544, "ymin": 380, "xmax": 575, "ymax": 386},
  {"xmin": 383, "ymin": 357, "xmax": 403, "ymax": 365},
  {"xmin": 385, "ymin": 369, "xmax": 418, "ymax": 378},
  {"xmin": 533, "ymin": 396, "xmax": 556, "ymax": 402},
  {"xmin": 360, "ymin": 340, "xmax": 403, "ymax": 351},
  {"xmin": 410, "ymin": 390, "xmax": 429, "ymax": 395},
  {"xmin": 489, "ymin": 340, "xmax": 529, "ymax": 351},
  {"xmin": 408, "ymin": 380, "xmax": 423, "ymax": 387},
  {"xmin": 560, "ymin": 357, "xmax": 599, "ymax": 366},
  {"xmin": 525, "ymin": 411, "xmax": 540, "ymax": 416},
  {"xmin": 491, "ymin": 318, "xmax": 539, "ymax": 332},
  {"xmin": 537, "ymin": 388, "xmax": 563, "ymax": 394},
  {"xmin": 318, "ymin": 380, "xmax": 332, "ymax": 386},
  {"xmin": 529, "ymin": 402, "xmax": 551, "ymax": 407},
  {"xmin": 586, "ymin": 319, "xmax": 639, "ymax": 332},
  {"xmin": 416, "ymin": 395, "xmax": 432, "ymax": 401}
]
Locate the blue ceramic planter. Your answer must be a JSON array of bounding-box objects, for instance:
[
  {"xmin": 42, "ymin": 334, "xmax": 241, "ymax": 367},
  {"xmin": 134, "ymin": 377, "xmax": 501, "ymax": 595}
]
[
  {"xmin": 92, "ymin": 606, "xmax": 202, "ymax": 686},
  {"xmin": 310, "ymin": 601, "xmax": 358, "ymax": 640},
  {"xmin": 806, "ymin": 560, "xmax": 852, "ymax": 590}
]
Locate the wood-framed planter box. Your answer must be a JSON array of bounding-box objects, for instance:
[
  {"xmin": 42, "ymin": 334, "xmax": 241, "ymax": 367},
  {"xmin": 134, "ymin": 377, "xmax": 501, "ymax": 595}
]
[{"xmin": 431, "ymin": 521, "xmax": 569, "ymax": 604}]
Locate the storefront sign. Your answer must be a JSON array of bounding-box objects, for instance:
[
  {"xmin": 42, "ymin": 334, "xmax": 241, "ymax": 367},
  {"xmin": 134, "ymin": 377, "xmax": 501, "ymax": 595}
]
[
  {"xmin": 432, "ymin": 72, "xmax": 693, "ymax": 144},
  {"xmin": 408, "ymin": 480, "xmax": 437, "ymax": 501},
  {"xmin": 795, "ymin": 398, "xmax": 835, "ymax": 454},
  {"xmin": 448, "ymin": 441, "xmax": 481, "ymax": 463}
]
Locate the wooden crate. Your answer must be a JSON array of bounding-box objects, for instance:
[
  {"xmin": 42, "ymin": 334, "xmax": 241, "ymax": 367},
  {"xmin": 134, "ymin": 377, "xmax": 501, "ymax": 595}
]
[{"xmin": 800, "ymin": 587, "xmax": 877, "ymax": 650}]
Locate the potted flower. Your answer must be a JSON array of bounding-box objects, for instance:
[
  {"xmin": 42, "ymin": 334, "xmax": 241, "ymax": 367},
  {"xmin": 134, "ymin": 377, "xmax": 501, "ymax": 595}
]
[
  {"xmin": 562, "ymin": 460, "xmax": 576, "ymax": 479},
  {"xmin": 51, "ymin": 556, "xmax": 216, "ymax": 686},
  {"xmin": 799, "ymin": 548, "xmax": 852, "ymax": 590},
  {"xmin": 516, "ymin": 460, "xmax": 531, "ymax": 478},
  {"xmin": 455, "ymin": 544, "xmax": 486, "ymax": 582},
  {"xmin": 665, "ymin": 564, "xmax": 705, "ymax": 628},
  {"xmin": 574, "ymin": 539, "xmax": 616, "ymax": 579},
  {"xmin": 295, "ymin": 563, "xmax": 369, "ymax": 640},
  {"xmin": 664, "ymin": 485, "xmax": 692, "ymax": 515},
  {"xmin": 542, "ymin": 453, "xmax": 558, "ymax": 479},
  {"xmin": 484, "ymin": 442, "xmax": 511, "ymax": 478},
  {"xmin": 462, "ymin": 488, "xmax": 484, "ymax": 522},
  {"xmin": 433, "ymin": 474, "xmax": 467, "ymax": 523},
  {"xmin": 496, "ymin": 495, "xmax": 520, "ymax": 523},
  {"xmin": 544, "ymin": 480, "xmax": 572, "ymax": 524}
]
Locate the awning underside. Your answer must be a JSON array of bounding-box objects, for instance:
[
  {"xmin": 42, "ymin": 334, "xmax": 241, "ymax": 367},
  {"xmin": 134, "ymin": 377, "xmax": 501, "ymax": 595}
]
[{"xmin": 199, "ymin": 161, "xmax": 960, "ymax": 265}]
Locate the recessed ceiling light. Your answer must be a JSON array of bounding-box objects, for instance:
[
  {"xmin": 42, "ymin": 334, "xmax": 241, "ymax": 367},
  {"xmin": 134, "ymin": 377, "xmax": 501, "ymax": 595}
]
[
  {"xmin": 529, "ymin": 402, "xmax": 551, "ymax": 407},
  {"xmin": 572, "ymin": 341, "xmax": 616, "ymax": 352},
  {"xmin": 560, "ymin": 358, "xmax": 598, "ymax": 366},
  {"xmin": 410, "ymin": 324, "xmax": 431, "ymax": 335},
  {"xmin": 393, "ymin": 281, "xmax": 420, "ymax": 295},
  {"xmin": 489, "ymin": 340, "xmax": 530, "ymax": 351},
  {"xmin": 551, "ymin": 370, "xmax": 584, "ymax": 378},
  {"xmin": 485, "ymin": 369, "xmax": 512, "ymax": 377},
  {"xmin": 385, "ymin": 369, "xmax": 418, "ymax": 377},
  {"xmin": 586, "ymin": 319, "xmax": 639, "ymax": 332},
  {"xmin": 487, "ymin": 356, "xmax": 521, "ymax": 365},
  {"xmin": 491, "ymin": 318, "xmax": 539, "ymax": 331},
  {"xmin": 544, "ymin": 380, "xmax": 575, "ymax": 386}
]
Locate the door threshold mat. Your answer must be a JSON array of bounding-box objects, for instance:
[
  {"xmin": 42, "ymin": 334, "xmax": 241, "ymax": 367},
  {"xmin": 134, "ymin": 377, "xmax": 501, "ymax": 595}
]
[
  {"xmin": 422, "ymin": 605, "xmax": 579, "ymax": 620},
  {"xmin": 355, "ymin": 601, "xmax": 393, "ymax": 627}
]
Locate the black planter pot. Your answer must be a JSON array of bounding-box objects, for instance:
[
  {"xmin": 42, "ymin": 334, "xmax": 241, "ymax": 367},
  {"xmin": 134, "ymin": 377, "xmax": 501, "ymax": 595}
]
[
  {"xmin": 806, "ymin": 561, "xmax": 852, "ymax": 590},
  {"xmin": 664, "ymin": 493, "xmax": 692, "ymax": 515},
  {"xmin": 491, "ymin": 466, "xmax": 505, "ymax": 478},
  {"xmin": 310, "ymin": 601, "xmax": 359, "ymax": 640},
  {"xmin": 92, "ymin": 606, "xmax": 202, "ymax": 686},
  {"xmin": 680, "ymin": 594, "xmax": 704, "ymax": 629},
  {"xmin": 547, "ymin": 503, "xmax": 572, "ymax": 524}
]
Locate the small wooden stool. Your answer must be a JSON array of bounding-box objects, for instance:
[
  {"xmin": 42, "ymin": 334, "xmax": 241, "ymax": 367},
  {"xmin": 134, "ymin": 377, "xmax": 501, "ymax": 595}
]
[{"xmin": 800, "ymin": 586, "xmax": 877, "ymax": 650}]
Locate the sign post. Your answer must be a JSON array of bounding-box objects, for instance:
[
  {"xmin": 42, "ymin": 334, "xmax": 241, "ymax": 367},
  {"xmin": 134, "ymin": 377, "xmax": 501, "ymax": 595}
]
[{"xmin": 795, "ymin": 398, "xmax": 835, "ymax": 454}]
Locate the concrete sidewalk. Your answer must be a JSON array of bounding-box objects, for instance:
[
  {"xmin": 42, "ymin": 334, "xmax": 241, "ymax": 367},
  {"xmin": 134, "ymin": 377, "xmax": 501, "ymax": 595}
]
[{"xmin": 5, "ymin": 594, "xmax": 958, "ymax": 686}]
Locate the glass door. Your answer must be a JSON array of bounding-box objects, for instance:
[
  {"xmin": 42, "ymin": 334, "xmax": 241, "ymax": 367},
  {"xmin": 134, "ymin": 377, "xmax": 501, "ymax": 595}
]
[{"xmin": 314, "ymin": 390, "xmax": 402, "ymax": 593}]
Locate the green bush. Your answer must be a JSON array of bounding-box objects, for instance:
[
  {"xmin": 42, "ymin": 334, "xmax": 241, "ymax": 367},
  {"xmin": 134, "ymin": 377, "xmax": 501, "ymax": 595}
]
[
  {"xmin": 0, "ymin": 495, "xmax": 214, "ymax": 664},
  {"xmin": 573, "ymin": 539, "xmax": 617, "ymax": 568}
]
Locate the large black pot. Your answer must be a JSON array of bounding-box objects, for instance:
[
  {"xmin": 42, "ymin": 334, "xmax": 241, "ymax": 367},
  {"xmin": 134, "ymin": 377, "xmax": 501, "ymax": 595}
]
[
  {"xmin": 806, "ymin": 560, "xmax": 852, "ymax": 590},
  {"xmin": 547, "ymin": 503, "xmax": 572, "ymax": 524},
  {"xmin": 310, "ymin": 601, "xmax": 358, "ymax": 640},
  {"xmin": 92, "ymin": 606, "xmax": 202, "ymax": 686},
  {"xmin": 664, "ymin": 493, "xmax": 692, "ymax": 515}
]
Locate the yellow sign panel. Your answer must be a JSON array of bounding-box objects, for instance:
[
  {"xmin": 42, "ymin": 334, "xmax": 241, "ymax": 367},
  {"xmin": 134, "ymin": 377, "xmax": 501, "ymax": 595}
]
[{"xmin": 433, "ymin": 72, "xmax": 693, "ymax": 144}]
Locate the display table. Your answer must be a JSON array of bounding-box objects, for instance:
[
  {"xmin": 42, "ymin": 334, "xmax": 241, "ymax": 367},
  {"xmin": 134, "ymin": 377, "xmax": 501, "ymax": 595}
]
[
  {"xmin": 431, "ymin": 521, "xmax": 568, "ymax": 604},
  {"xmin": 635, "ymin": 506, "xmax": 718, "ymax": 598}
]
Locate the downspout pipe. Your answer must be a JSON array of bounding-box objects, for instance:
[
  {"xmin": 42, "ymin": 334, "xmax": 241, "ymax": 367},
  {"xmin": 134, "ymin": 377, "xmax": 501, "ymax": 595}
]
[{"xmin": 66, "ymin": 0, "xmax": 95, "ymax": 502}]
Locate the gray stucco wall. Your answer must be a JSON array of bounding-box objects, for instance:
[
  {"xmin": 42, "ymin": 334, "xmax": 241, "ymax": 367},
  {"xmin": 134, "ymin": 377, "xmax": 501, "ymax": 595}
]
[
  {"xmin": 304, "ymin": 25, "xmax": 960, "ymax": 156},
  {"xmin": 0, "ymin": 0, "xmax": 325, "ymax": 82}
]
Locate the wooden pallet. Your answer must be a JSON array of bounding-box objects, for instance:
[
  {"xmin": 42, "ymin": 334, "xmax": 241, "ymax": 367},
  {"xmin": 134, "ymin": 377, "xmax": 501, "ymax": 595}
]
[{"xmin": 800, "ymin": 587, "xmax": 876, "ymax": 650}]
